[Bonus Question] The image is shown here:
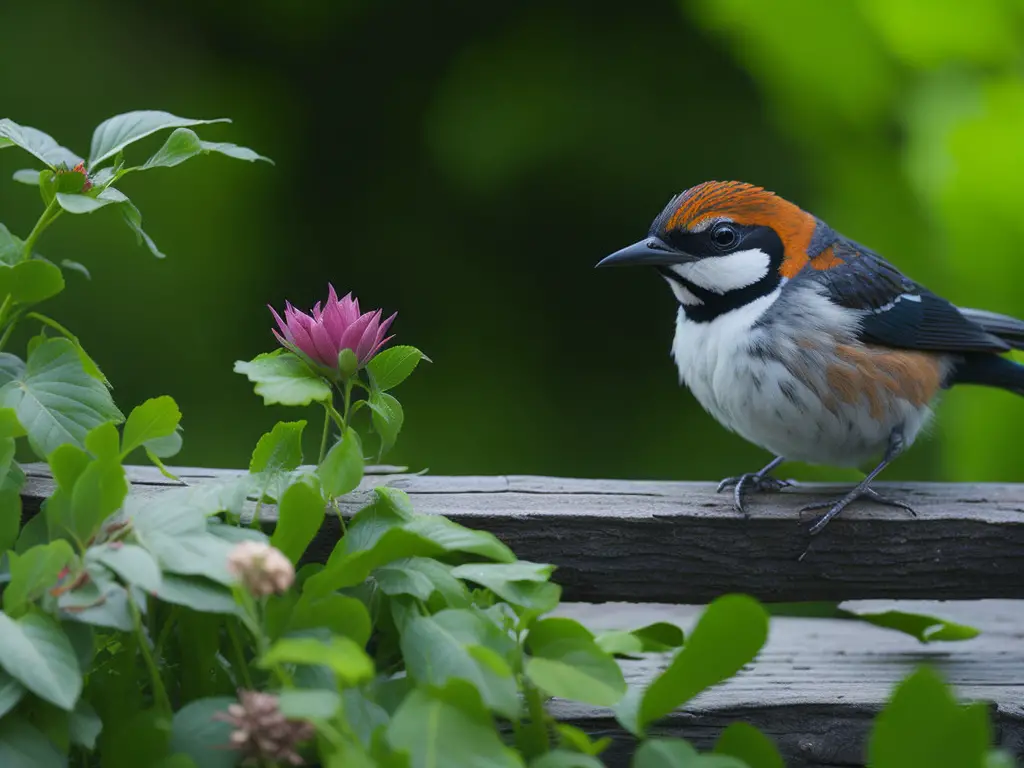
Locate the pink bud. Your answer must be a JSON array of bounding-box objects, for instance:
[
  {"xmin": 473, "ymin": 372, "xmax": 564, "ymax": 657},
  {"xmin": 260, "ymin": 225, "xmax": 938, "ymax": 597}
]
[{"xmin": 226, "ymin": 541, "xmax": 295, "ymax": 597}]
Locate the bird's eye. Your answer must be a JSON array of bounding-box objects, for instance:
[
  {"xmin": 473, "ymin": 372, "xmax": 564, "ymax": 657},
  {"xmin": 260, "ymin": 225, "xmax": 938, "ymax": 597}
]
[{"xmin": 710, "ymin": 223, "xmax": 738, "ymax": 250}]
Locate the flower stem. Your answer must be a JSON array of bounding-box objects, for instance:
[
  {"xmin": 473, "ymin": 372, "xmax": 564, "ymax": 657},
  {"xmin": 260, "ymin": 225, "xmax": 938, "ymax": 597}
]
[
  {"xmin": 341, "ymin": 379, "xmax": 354, "ymax": 433},
  {"xmin": 227, "ymin": 619, "xmax": 254, "ymax": 689},
  {"xmin": 22, "ymin": 200, "xmax": 61, "ymax": 261},
  {"xmin": 0, "ymin": 308, "xmax": 22, "ymax": 351},
  {"xmin": 130, "ymin": 594, "xmax": 171, "ymax": 715},
  {"xmin": 318, "ymin": 402, "xmax": 331, "ymax": 464},
  {"xmin": 520, "ymin": 679, "xmax": 551, "ymax": 758}
]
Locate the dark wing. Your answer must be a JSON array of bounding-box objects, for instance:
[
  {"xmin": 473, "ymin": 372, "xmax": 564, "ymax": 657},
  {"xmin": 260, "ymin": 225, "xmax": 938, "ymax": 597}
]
[{"xmin": 803, "ymin": 239, "xmax": 1011, "ymax": 353}]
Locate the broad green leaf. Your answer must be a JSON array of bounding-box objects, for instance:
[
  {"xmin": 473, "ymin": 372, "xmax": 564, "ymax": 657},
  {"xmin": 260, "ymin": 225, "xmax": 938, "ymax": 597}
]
[
  {"xmin": 0, "ymin": 611, "xmax": 82, "ymax": 710},
  {"xmin": 3, "ymin": 540, "xmax": 76, "ymax": 617},
  {"xmin": 141, "ymin": 127, "xmax": 271, "ymax": 169},
  {"xmin": 0, "ymin": 408, "xmax": 26, "ymax": 438},
  {"xmin": 766, "ymin": 602, "xmax": 980, "ymax": 643},
  {"xmin": 118, "ymin": 198, "xmax": 166, "ymax": 258},
  {"xmin": 85, "ymin": 420, "xmax": 120, "ymax": 460},
  {"xmin": 25, "ymin": 311, "xmax": 109, "ymax": 384},
  {"xmin": 153, "ymin": 574, "xmax": 239, "ymax": 615},
  {"xmin": 277, "ymin": 688, "xmax": 341, "ymax": 719},
  {"xmin": 0, "ymin": 118, "xmax": 83, "ymax": 168},
  {"xmin": 526, "ymin": 618, "xmax": 626, "ymax": 706},
  {"xmin": 404, "ymin": 516, "xmax": 516, "ymax": 562},
  {"xmin": 12, "ymin": 169, "xmax": 40, "ymax": 185},
  {"xmin": 168, "ymin": 696, "xmax": 237, "ymax": 768},
  {"xmin": 288, "ymin": 593, "xmax": 372, "ymax": 646},
  {"xmin": 90, "ymin": 543, "xmax": 162, "ymax": 593},
  {"xmin": 714, "ymin": 722, "xmax": 784, "ymax": 768},
  {"xmin": 234, "ymin": 351, "xmax": 332, "ymax": 406},
  {"xmin": 632, "ymin": 738, "xmax": 749, "ymax": 767},
  {"xmin": 271, "ymin": 479, "xmax": 325, "ymax": 564},
  {"xmin": 451, "ymin": 561, "xmax": 561, "ymax": 612},
  {"xmin": 0, "ymin": 715, "xmax": 65, "ymax": 768},
  {"xmin": 401, "ymin": 612, "xmax": 519, "ymax": 718},
  {"xmin": 0, "ymin": 669, "xmax": 25, "ymax": 719},
  {"xmin": 368, "ymin": 346, "xmax": 424, "ymax": 391},
  {"xmin": 143, "ymin": 531, "xmax": 235, "ymax": 585},
  {"xmin": 369, "ymin": 392, "xmax": 404, "ymax": 456},
  {"xmin": 0, "ymin": 353, "xmax": 25, "ymax": 386},
  {"xmin": 0, "ymin": 225, "xmax": 22, "ymax": 266},
  {"xmin": 69, "ymin": 698, "xmax": 102, "ymax": 749},
  {"xmin": 259, "ymin": 635, "xmax": 374, "ymax": 686},
  {"xmin": 57, "ymin": 565, "xmax": 133, "ymax": 631},
  {"xmin": 55, "ymin": 192, "xmax": 117, "ymax": 214},
  {"xmin": 97, "ymin": 707, "xmax": 171, "ymax": 768},
  {"xmin": 89, "ymin": 110, "xmax": 230, "ymax": 166},
  {"xmin": 0, "ymin": 260, "xmax": 65, "ymax": 304},
  {"xmin": 0, "ymin": 338, "xmax": 122, "ymax": 459},
  {"xmin": 530, "ymin": 751, "xmax": 606, "ymax": 768},
  {"xmin": 0, "ymin": 457, "xmax": 22, "ymax": 553},
  {"xmin": 623, "ymin": 595, "xmax": 769, "ymax": 736},
  {"xmin": 318, "ymin": 427, "xmax": 364, "ymax": 498},
  {"xmin": 388, "ymin": 680, "xmax": 525, "ymax": 768},
  {"xmin": 868, "ymin": 666, "xmax": 991, "ymax": 768},
  {"xmin": 249, "ymin": 419, "xmax": 306, "ymax": 474},
  {"xmin": 597, "ymin": 622, "xmax": 685, "ymax": 657},
  {"xmin": 122, "ymin": 396, "xmax": 181, "ymax": 457},
  {"xmin": 375, "ymin": 557, "xmax": 471, "ymax": 608}
]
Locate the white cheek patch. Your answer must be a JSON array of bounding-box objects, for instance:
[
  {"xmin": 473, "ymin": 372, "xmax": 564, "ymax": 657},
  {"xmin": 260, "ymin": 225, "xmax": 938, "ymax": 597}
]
[
  {"xmin": 662, "ymin": 276, "xmax": 704, "ymax": 306},
  {"xmin": 672, "ymin": 248, "xmax": 771, "ymax": 295}
]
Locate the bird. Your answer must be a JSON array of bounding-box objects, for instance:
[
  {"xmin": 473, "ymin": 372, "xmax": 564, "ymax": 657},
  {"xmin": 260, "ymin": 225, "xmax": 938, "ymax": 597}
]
[{"xmin": 596, "ymin": 181, "xmax": 1024, "ymax": 535}]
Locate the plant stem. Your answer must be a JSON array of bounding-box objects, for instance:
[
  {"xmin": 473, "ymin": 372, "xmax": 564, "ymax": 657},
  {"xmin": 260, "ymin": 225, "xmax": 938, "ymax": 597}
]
[
  {"xmin": 130, "ymin": 594, "xmax": 172, "ymax": 715},
  {"xmin": 318, "ymin": 402, "xmax": 331, "ymax": 464},
  {"xmin": 227, "ymin": 619, "xmax": 254, "ymax": 689},
  {"xmin": 0, "ymin": 309, "xmax": 23, "ymax": 352},
  {"xmin": 22, "ymin": 200, "xmax": 61, "ymax": 261},
  {"xmin": 521, "ymin": 679, "xmax": 551, "ymax": 757},
  {"xmin": 341, "ymin": 379, "xmax": 354, "ymax": 433}
]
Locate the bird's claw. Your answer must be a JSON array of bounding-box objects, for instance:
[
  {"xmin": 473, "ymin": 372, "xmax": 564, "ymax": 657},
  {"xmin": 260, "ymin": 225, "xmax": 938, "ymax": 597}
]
[
  {"xmin": 800, "ymin": 486, "xmax": 916, "ymax": 536},
  {"xmin": 717, "ymin": 472, "xmax": 796, "ymax": 515}
]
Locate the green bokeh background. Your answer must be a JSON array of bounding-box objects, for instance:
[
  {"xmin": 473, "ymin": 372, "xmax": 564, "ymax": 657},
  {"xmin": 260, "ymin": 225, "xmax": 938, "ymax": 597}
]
[{"xmin": 2, "ymin": 0, "xmax": 1024, "ymax": 484}]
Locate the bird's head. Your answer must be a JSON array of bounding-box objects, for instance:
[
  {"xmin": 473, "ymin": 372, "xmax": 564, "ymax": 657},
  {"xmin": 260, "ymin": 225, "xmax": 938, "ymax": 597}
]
[{"xmin": 597, "ymin": 181, "xmax": 834, "ymax": 318}]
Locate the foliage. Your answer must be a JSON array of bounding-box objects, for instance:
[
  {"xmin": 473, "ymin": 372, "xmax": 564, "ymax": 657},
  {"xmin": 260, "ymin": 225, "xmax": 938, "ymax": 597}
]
[{"xmin": 0, "ymin": 111, "xmax": 1014, "ymax": 767}]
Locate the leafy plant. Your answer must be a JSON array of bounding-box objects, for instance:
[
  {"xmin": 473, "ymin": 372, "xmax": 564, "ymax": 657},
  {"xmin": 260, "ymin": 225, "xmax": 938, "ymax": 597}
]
[{"xmin": 0, "ymin": 111, "xmax": 1014, "ymax": 768}]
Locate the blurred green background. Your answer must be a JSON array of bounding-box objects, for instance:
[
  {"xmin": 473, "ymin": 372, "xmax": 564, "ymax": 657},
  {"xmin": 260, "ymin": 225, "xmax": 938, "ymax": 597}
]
[{"xmin": 2, "ymin": 0, "xmax": 1024, "ymax": 484}]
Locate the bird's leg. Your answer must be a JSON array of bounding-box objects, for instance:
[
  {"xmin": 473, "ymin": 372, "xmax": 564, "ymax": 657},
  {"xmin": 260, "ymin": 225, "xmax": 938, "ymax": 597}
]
[
  {"xmin": 717, "ymin": 455, "xmax": 795, "ymax": 515},
  {"xmin": 800, "ymin": 430, "xmax": 916, "ymax": 536}
]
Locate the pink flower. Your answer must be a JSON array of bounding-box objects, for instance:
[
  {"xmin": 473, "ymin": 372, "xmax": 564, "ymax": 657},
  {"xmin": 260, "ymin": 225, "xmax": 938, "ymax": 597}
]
[{"xmin": 269, "ymin": 284, "xmax": 395, "ymax": 374}]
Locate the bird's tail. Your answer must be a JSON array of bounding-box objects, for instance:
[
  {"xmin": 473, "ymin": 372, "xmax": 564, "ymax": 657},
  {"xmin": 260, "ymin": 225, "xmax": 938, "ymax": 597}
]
[
  {"xmin": 957, "ymin": 306, "xmax": 1024, "ymax": 350},
  {"xmin": 950, "ymin": 353, "xmax": 1024, "ymax": 397}
]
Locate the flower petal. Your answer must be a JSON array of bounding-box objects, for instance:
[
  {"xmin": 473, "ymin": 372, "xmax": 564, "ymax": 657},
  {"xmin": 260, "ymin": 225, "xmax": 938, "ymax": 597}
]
[
  {"xmin": 338, "ymin": 312, "xmax": 374, "ymax": 355},
  {"xmin": 308, "ymin": 319, "xmax": 340, "ymax": 367},
  {"xmin": 355, "ymin": 310, "xmax": 383, "ymax": 363}
]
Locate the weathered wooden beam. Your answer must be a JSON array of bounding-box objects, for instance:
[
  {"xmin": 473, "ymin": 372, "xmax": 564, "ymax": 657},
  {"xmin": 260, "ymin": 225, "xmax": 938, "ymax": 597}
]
[
  {"xmin": 550, "ymin": 600, "xmax": 1024, "ymax": 768},
  {"xmin": 19, "ymin": 464, "xmax": 1024, "ymax": 603}
]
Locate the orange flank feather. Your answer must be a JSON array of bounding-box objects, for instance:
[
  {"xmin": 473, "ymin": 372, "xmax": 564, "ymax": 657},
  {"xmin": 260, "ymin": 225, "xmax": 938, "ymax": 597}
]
[
  {"xmin": 826, "ymin": 344, "xmax": 944, "ymax": 420},
  {"xmin": 665, "ymin": 181, "xmax": 822, "ymax": 279}
]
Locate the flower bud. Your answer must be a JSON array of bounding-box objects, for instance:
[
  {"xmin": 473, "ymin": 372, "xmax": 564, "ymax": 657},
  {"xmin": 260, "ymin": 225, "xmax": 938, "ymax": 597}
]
[
  {"xmin": 214, "ymin": 689, "xmax": 315, "ymax": 766},
  {"xmin": 226, "ymin": 541, "xmax": 295, "ymax": 597}
]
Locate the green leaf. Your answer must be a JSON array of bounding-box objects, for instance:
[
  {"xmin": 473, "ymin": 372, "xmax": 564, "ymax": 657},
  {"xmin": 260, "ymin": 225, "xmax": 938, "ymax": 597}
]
[
  {"xmin": 766, "ymin": 602, "xmax": 980, "ymax": 643},
  {"xmin": 0, "ymin": 459, "xmax": 22, "ymax": 553},
  {"xmin": 60, "ymin": 259, "xmax": 90, "ymax": 279},
  {"xmin": 526, "ymin": 617, "xmax": 626, "ymax": 706},
  {"xmin": 868, "ymin": 666, "xmax": 992, "ymax": 768},
  {"xmin": 403, "ymin": 516, "xmax": 516, "ymax": 563},
  {"xmin": 260, "ymin": 635, "xmax": 375, "ymax": 686},
  {"xmin": 85, "ymin": 420, "xmax": 120, "ymax": 461},
  {"xmin": 0, "ymin": 118, "xmax": 83, "ymax": 168},
  {"xmin": 288, "ymin": 593, "xmax": 372, "ymax": 646},
  {"xmin": 450, "ymin": 561, "xmax": 561, "ymax": 613},
  {"xmin": 249, "ymin": 419, "xmax": 306, "ymax": 474},
  {"xmin": 0, "ymin": 715, "xmax": 65, "ymax": 768},
  {"xmin": 271, "ymin": 479, "xmax": 325, "ymax": 564},
  {"xmin": 0, "ymin": 260, "xmax": 65, "ymax": 304},
  {"xmin": 0, "ymin": 611, "xmax": 82, "ymax": 710},
  {"xmin": 622, "ymin": 594, "xmax": 769, "ymax": 736},
  {"xmin": 55, "ymin": 192, "xmax": 117, "ymax": 214},
  {"xmin": 367, "ymin": 345, "xmax": 424, "ymax": 391},
  {"xmin": 277, "ymin": 688, "xmax": 341, "ymax": 719},
  {"xmin": 0, "ymin": 225, "xmax": 23, "ymax": 266},
  {"xmin": 122, "ymin": 395, "xmax": 182, "ymax": 458},
  {"xmin": 714, "ymin": 722, "xmax": 784, "ymax": 768},
  {"xmin": 632, "ymin": 738, "xmax": 749, "ymax": 767},
  {"xmin": 153, "ymin": 574, "xmax": 239, "ymax": 615},
  {"xmin": 234, "ymin": 351, "xmax": 332, "ymax": 406},
  {"xmin": 168, "ymin": 696, "xmax": 237, "ymax": 768},
  {"xmin": 401, "ymin": 611, "xmax": 519, "ymax": 719},
  {"xmin": 98, "ymin": 708, "xmax": 171, "ymax": 768},
  {"xmin": 118, "ymin": 197, "xmax": 166, "ymax": 258},
  {"xmin": 318, "ymin": 427, "xmax": 364, "ymax": 498},
  {"xmin": 12, "ymin": 169, "xmax": 41, "ymax": 185},
  {"xmin": 143, "ymin": 531, "xmax": 235, "ymax": 585},
  {"xmin": 89, "ymin": 110, "xmax": 230, "ymax": 166},
  {"xmin": 376, "ymin": 557, "xmax": 471, "ymax": 608},
  {"xmin": 0, "ymin": 669, "xmax": 25, "ymax": 719},
  {"xmin": 530, "ymin": 751, "xmax": 606, "ymax": 768},
  {"xmin": 69, "ymin": 698, "xmax": 102, "ymax": 749},
  {"xmin": 89, "ymin": 543, "xmax": 162, "ymax": 593},
  {"xmin": 3, "ymin": 540, "xmax": 76, "ymax": 617},
  {"xmin": 597, "ymin": 622, "xmax": 685, "ymax": 657},
  {"xmin": 388, "ymin": 680, "xmax": 525, "ymax": 768},
  {"xmin": 986, "ymin": 750, "xmax": 1017, "ymax": 768},
  {"xmin": 555, "ymin": 723, "xmax": 611, "ymax": 757},
  {"xmin": 0, "ymin": 338, "xmax": 123, "ymax": 459},
  {"xmin": 141, "ymin": 127, "xmax": 271, "ymax": 169},
  {"xmin": 369, "ymin": 391, "xmax": 404, "ymax": 456},
  {"xmin": 25, "ymin": 311, "xmax": 109, "ymax": 385}
]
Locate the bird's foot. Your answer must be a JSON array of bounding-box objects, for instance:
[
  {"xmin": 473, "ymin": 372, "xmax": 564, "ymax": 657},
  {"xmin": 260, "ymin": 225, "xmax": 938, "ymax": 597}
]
[
  {"xmin": 717, "ymin": 472, "xmax": 797, "ymax": 515},
  {"xmin": 799, "ymin": 486, "xmax": 916, "ymax": 536}
]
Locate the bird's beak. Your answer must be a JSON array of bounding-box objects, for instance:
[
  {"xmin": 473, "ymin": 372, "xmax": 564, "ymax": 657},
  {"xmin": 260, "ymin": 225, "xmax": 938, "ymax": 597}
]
[{"xmin": 595, "ymin": 237, "xmax": 695, "ymax": 268}]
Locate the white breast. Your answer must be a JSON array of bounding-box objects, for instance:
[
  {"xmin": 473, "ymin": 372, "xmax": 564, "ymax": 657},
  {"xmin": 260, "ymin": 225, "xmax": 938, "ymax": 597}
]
[{"xmin": 670, "ymin": 284, "xmax": 939, "ymax": 468}]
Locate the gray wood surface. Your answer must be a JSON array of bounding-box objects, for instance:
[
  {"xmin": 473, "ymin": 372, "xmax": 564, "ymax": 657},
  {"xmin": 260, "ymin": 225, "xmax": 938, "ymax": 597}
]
[
  {"xmin": 552, "ymin": 600, "xmax": 1024, "ymax": 767},
  {"xmin": 19, "ymin": 463, "xmax": 1024, "ymax": 603}
]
